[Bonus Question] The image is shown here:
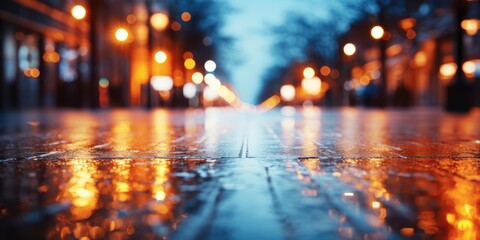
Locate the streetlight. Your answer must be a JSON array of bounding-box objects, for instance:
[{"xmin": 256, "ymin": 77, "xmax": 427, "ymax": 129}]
[
  {"xmin": 71, "ymin": 5, "xmax": 86, "ymax": 20},
  {"xmin": 303, "ymin": 67, "xmax": 315, "ymax": 79},
  {"xmin": 280, "ymin": 85, "xmax": 295, "ymax": 102},
  {"xmin": 462, "ymin": 61, "xmax": 476, "ymax": 78},
  {"xmin": 204, "ymin": 60, "xmax": 216, "ymax": 72},
  {"xmin": 343, "ymin": 43, "xmax": 356, "ymax": 56},
  {"xmin": 154, "ymin": 51, "xmax": 167, "ymax": 63},
  {"xmin": 115, "ymin": 28, "xmax": 129, "ymax": 42},
  {"xmin": 192, "ymin": 72, "xmax": 203, "ymax": 84},
  {"xmin": 371, "ymin": 25, "xmax": 385, "ymax": 40}
]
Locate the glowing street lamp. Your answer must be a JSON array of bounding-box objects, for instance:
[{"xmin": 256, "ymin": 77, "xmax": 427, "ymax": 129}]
[
  {"xmin": 371, "ymin": 25, "xmax": 385, "ymax": 40},
  {"xmin": 192, "ymin": 72, "xmax": 203, "ymax": 84},
  {"xmin": 71, "ymin": 5, "xmax": 86, "ymax": 20},
  {"xmin": 154, "ymin": 51, "xmax": 167, "ymax": 63},
  {"xmin": 462, "ymin": 61, "xmax": 476, "ymax": 77},
  {"xmin": 439, "ymin": 63, "xmax": 457, "ymax": 79},
  {"xmin": 343, "ymin": 43, "xmax": 356, "ymax": 56},
  {"xmin": 280, "ymin": 85, "xmax": 296, "ymax": 101},
  {"xmin": 204, "ymin": 60, "xmax": 216, "ymax": 72},
  {"xmin": 303, "ymin": 67, "xmax": 315, "ymax": 79},
  {"xmin": 115, "ymin": 28, "xmax": 129, "ymax": 42}
]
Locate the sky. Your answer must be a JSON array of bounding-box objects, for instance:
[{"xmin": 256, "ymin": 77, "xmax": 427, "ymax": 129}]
[{"xmin": 222, "ymin": 0, "xmax": 328, "ymax": 104}]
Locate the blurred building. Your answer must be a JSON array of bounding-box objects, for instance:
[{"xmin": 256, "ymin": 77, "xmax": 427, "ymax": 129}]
[
  {"xmin": 340, "ymin": 0, "xmax": 480, "ymax": 108},
  {"xmin": 1, "ymin": 0, "xmax": 231, "ymax": 110},
  {"xmin": 0, "ymin": 0, "xmax": 91, "ymax": 108}
]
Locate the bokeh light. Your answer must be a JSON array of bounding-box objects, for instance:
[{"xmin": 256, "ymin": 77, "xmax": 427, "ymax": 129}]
[
  {"xmin": 172, "ymin": 21, "xmax": 181, "ymax": 31},
  {"xmin": 99, "ymin": 78, "xmax": 109, "ymax": 88},
  {"xmin": 302, "ymin": 77, "xmax": 321, "ymax": 95},
  {"xmin": 400, "ymin": 18, "xmax": 416, "ymax": 30},
  {"xmin": 24, "ymin": 68, "xmax": 40, "ymax": 78},
  {"xmin": 280, "ymin": 85, "xmax": 295, "ymax": 101},
  {"xmin": 151, "ymin": 76, "xmax": 173, "ymax": 91},
  {"xmin": 414, "ymin": 51, "xmax": 427, "ymax": 67},
  {"xmin": 192, "ymin": 72, "xmax": 203, "ymax": 84},
  {"xmin": 303, "ymin": 67, "xmax": 315, "ymax": 79},
  {"xmin": 439, "ymin": 63, "xmax": 457, "ymax": 79},
  {"xmin": 126, "ymin": 14, "xmax": 136, "ymax": 24},
  {"xmin": 71, "ymin": 5, "xmax": 86, "ymax": 20},
  {"xmin": 183, "ymin": 51, "xmax": 193, "ymax": 59},
  {"xmin": 206, "ymin": 77, "xmax": 221, "ymax": 90},
  {"xmin": 43, "ymin": 51, "xmax": 60, "ymax": 63},
  {"xmin": 154, "ymin": 51, "xmax": 167, "ymax": 63},
  {"xmin": 343, "ymin": 43, "xmax": 356, "ymax": 56},
  {"xmin": 184, "ymin": 58, "xmax": 196, "ymax": 69},
  {"xmin": 461, "ymin": 19, "xmax": 479, "ymax": 36},
  {"xmin": 204, "ymin": 73, "xmax": 216, "ymax": 84},
  {"xmin": 115, "ymin": 28, "xmax": 129, "ymax": 42},
  {"xmin": 203, "ymin": 86, "xmax": 218, "ymax": 101},
  {"xmin": 183, "ymin": 83, "xmax": 197, "ymax": 99},
  {"xmin": 462, "ymin": 61, "xmax": 476, "ymax": 76},
  {"xmin": 150, "ymin": 12, "xmax": 169, "ymax": 31},
  {"xmin": 204, "ymin": 60, "xmax": 216, "ymax": 72},
  {"xmin": 181, "ymin": 12, "xmax": 191, "ymax": 22},
  {"xmin": 320, "ymin": 66, "xmax": 331, "ymax": 76},
  {"xmin": 371, "ymin": 25, "xmax": 384, "ymax": 40},
  {"xmin": 406, "ymin": 29, "xmax": 416, "ymax": 39}
]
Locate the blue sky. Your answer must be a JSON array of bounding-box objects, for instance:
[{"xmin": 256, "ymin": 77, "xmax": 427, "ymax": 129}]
[{"xmin": 222, "ymin": 0, "xmax": 329, "ymax": 104}]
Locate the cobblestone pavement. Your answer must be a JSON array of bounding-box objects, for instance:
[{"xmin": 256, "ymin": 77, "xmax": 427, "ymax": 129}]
[{"xmin": 0, "ymin": 108, "xmax": 479, "ymax": 239}]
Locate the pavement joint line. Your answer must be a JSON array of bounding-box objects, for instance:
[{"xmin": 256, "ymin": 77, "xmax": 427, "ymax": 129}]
[
  {"xmin": 240, "ymin": 122, "xmax": 249, "ymax": 158},
  {"xmin": 264, "ymin": 166, "xmax": 295, "ymax": 239}
]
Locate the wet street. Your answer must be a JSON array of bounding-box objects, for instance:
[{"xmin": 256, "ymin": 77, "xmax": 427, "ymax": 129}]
[{"xmin": 0, "ymin": 107, "xmax": 479, "ymax": 239}]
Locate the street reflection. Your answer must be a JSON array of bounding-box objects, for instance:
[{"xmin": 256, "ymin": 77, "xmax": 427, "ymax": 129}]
[
  {"xmin": 152, "ymin": 110, "xmax": 172, "ymax": 153},
  {"xmin": 0, "ymin": 156, "xmax": 216, "ymax": 239},
  {"xmin": 1, "ymin": 109, "xmax": 480, "ymax": 239},
  {"xmin": 300, "ymin": 157, "xmax": 480, "ymax": 239},
  {"xmin": 62, "ymin": 160, "xmax": 99, "ymax": 221},
  {"xmin": 301, "ymin": 107, "xmax": 321, "ymax": 157},
  {"xmin": 442, "ymin": 160, "xmax": 479, "ymax": 240}
]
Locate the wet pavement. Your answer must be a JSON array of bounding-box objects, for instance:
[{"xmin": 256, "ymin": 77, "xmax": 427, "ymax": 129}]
[{"xmin": 0, "ymin": 107, "xmax": 479, "ymax": 239}]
